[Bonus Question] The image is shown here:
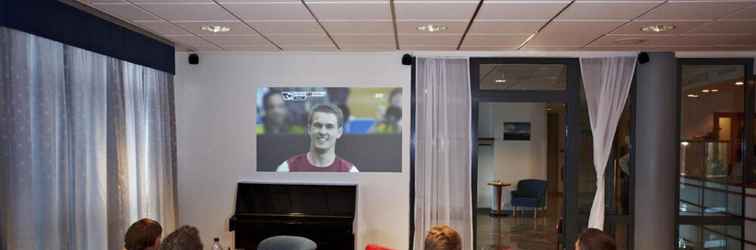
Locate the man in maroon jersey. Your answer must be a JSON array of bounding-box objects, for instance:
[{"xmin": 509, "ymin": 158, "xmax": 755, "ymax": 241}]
[{"xmin": 276, "ymin": 103, "xmax": 359, "ymax": 172}]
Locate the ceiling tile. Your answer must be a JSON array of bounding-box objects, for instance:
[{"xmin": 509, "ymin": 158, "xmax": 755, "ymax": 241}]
[
  {"xmin": 397, "ymin": 21, "xmax": 467, "ymax": 34},
  {"xmin": 332, "ymin": 34, "xmax": 396, "ymax": 46},
  {"xmin": 219, "ymin": 46, "xmax": 279, "ymax": 51},
  {"xmin": 476, "ymin": 1, "xmax": 569, "ymax": 21},
  {"xmin": 217, "ymin": 0, "xmax": 299, "ymax": 3},
  {"xmin": 401, "ymin": 45, "xmax": 457, "ymax": 50},
  {"xmin": 459, "ymin": 46, "xmax": 518, "ymax": 51},
  {"xmin": 462, "ymin": 34, "xmax": 530, "ymax": 47},
  {"xmin": 720, "ymin": 3, "xmax": 756, "ymax": 21},
  {"xmin": 92, "ymin": 3, "xmax": 159, "ymax": 21},
  {"xmin": 521, "ymin": 45, "xmax": 583, "ymax": 51},
  {"xmin": 527, "ymin": 21, "xmax": 624, "ymax": 46},
  {"xmin": 165, "ymin": 35, "xmax": 222, "ymax": 50},
  {"xmin": 268, "ymin": 34, "xmax": 334, "ymax": 46},
  {"xmin": 280, "ymin": 44, "xmax": 338, "ymax": 50},
  {"xmin": 174, "ymin": 21, "xmax": 257, "ymax": 35},
  {"xmin": 399, "ymin": 34, "xmax": 461, "ymax": 47},
  {"xmin": 223, "ymin": 2, "xmax": 313, "ymax": 20},
  {"xmin": 395, "ymin": 1, "xmax": 478, "ymax": 21},
  {"xmin": 557, "ymin": 1, "xmax": 661, "ymax": 21},
  {"xmin": 688, "ymin": 21, "xmax": 756, "ymax": 34},
  {"xmin": 130, "ymin": 0, "xmax": 211, "ymax": 3},
  {"xmin": 249, "ymin": 21, "xmax": 323, "ymax": 34},
  {"xmin": 340, "ymin": 44, "xmax": 397, "ymax": 51},
  {"xmin": 307, "ymin": 2, "xmax": 391, "ymax": 21},
  {"xmin": 637, "ymin": 2, "xmax": 751, "ymax": 21},
  {"xmin": 200, "ymin": 35, "xmax": 271, "ymax": 47},
  {"xmin": 133, "ymin": 20, "xmax": 192, "ymax": 35},
  {"xmin": 136, "ymin": 3, "xmax": 236, "ymax": 21},
  {"xmin": 612, "ymin": 21, "xmax": 706, "ymax": 35},
  {"xmin": 589, "ymin": 34, "xmax": 750, "ymax": 47},
  {"xmin": 321, "ymin": 21, "xmax": 394, "ymax": 34},
  {"xmin": 469, "ymin": 20, "xmax": 543, "ymax": 34}
]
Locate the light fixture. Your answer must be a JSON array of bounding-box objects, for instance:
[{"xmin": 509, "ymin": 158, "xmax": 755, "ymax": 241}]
[
  {"xmin": 417, "ymin": 24, "xmax": 447, "ymax": 33},
  {"xmin": 687, "ymin": 94, "xmax": 699, "ymax": 98},
  {"xmin": 701, "ymin": 89, "xmax": 710, "ymax": 93},
  {"xmin": 641, "ymin": 24, "xmax": 676, "ymax": 33},
  {"xmin": 711, "ymin": 89, "xmax": 719, "ymax": 92},
  {"xmin": 495, "ymin": 79, "xmax": 507, "ymax": 84},
  {"xmin": 681, "ymin": 141, "xmax": 690, "ymax": 146},
  {"xmin": 201, "ymin": 25, "xmax": 231, "ymax": 33},
  {"xmin": 735, "ymin": 81, "xmax": 744, "ymax": 86}
]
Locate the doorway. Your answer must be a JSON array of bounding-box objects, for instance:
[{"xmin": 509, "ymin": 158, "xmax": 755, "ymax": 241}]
[
  {"xmin": 475, "ymin": 102, "xmax": 565, "ymax": 250},
  {"xmin": 470, "ymin": 58, "xmax": 582, "ymax": 250}
]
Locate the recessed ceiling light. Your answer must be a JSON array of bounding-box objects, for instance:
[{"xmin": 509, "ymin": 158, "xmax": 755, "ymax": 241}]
[
  {"xmin": 701, "ymin": 89, "xmax": 710, "ymax": 93},
  {"xmin": 735, "ymin": 81, "xmax": 744, "ymax": 86},
  {"xmin": 201, "ymin": 25, "xmax": 231, "ymax": 33},
  {"xmin": 641, "ymin": 24, "xmax": 676, "ymax": 33},
  {"xmin": 495, "ymin": 79, "xmax": 507, "ymax": 83},
  {"xmin": 417, "ymin": 24, "xmax": 448, "ymax": 33},
  {"xmin": 687, "ymin": 94, "xmax": 699, "ymax": 98},
  {"xmin": 681, "ymin": 141, "xmax": 689, "ymax": 146},
  {"xmin": 711, "ymin": 89, "xmax": 719, "ymax": 92}
]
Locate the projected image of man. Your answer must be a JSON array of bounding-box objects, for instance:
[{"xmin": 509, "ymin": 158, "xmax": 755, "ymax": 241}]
[
  {"xmin": 257, "ymin": 90, "xmax": 304, "ymax": 134},
  {"xmin": 276, "ymin": 104, "xmax": 358, "ymax": 172}
]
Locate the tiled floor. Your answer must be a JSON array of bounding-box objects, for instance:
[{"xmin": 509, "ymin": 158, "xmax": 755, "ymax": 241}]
[{"xmin": 476, "ymin": 194, "xmax": 562, "ymax": 250}]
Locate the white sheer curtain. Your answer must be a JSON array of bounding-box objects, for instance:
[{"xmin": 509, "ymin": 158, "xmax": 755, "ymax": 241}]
[
  {"xmin": 579, "ymin": 56, "xmax": 637, "ymax": 230},
  {"xmin": 0, "ymin": 27, "xmax": 176, "ymax": 250},
  {"xmin": 414, "ymin": 57, "xmax": 473, "ymax": 250}
]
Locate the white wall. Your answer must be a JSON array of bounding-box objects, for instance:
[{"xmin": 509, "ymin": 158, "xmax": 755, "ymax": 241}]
[
  {"xmin": 477, "ymin": 102, "xmax": 547, "ymax": 209},
  {"xmin": 173, "ymin": 52, "xmax": 410, "ymax": 249}
]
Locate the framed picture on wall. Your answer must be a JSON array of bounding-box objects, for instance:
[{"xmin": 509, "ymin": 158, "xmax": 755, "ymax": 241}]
[{"xmin": 503, "ymin": 122, "xmax": 530, "ymax": 140}]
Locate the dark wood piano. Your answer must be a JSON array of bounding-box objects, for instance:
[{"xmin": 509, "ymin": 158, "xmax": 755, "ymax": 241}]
[{"xmin": 229, "ymin": 183, "xmax": 357, "ymax": 250}]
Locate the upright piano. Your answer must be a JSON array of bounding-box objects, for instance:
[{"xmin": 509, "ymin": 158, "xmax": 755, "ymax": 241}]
[{"xmin": 229, "ymin": 183, "xmax": 357, "ymax": 250}]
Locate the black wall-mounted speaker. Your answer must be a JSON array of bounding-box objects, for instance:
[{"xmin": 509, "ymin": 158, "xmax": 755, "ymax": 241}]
[
  {"xmin": 401, "ymin": 54, "xmax": 414, "ymax": 66},
  {"xmin": 188, "ymin": 53, "xmax": 199, "ymax": 65},
  {"xmin": 638, "ymin": 52, "xmax": 649, "ymax": 64}
]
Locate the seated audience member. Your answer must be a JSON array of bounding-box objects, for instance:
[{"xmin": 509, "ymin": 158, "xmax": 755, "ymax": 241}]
[
  {"xmin": 575, "ymin": 228, "xmax": 616, "ymax": 250},
  {"xmin": 160, "ymin": 225, "xmax": 203, "ymax": 250},
  {"xmin": 424, "ymin": 224, "xmax": 461, "ymax": 250},
  {"xmin": 124, "ymin": 218, "xmax": 163, "ymax": 250}
]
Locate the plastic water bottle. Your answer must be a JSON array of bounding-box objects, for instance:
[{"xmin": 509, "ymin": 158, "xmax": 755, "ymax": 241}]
[{"xmin": 211, "ymin": 237, "xmax": 222, "ymax": 250}]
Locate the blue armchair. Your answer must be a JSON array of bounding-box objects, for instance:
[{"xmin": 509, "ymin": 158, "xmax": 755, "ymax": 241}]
[{"xmin": 510, "ymin": 179, "xmax": 547, "ymax": 218}]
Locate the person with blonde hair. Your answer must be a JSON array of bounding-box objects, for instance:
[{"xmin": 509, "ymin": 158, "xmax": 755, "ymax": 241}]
[{"xmin": 424, "ymin": 224, "xmax": 461, "ymax": 250}]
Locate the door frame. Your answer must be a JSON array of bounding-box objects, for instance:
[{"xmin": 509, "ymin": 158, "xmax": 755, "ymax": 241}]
[{"xmin": 469, "ymin": 57, "xmax": 582, "ymax": 250}]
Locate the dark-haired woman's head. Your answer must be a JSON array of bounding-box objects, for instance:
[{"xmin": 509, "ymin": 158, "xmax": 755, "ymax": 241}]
[
  {"xmin": 160, "ymin": 225, "xmax": 203, "ymax": 250},
  {"xmin": 576, "ymin": 228, "xmax": 616, "ymax": 250},
  {"xmin": 124, "ymin": 218, "xmax": 163, "ymax": 250}
]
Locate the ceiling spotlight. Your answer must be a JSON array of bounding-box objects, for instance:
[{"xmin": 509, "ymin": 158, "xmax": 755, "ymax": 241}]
[
  {"xmin": 641, "ymin": 24, "xmax": 676, "ymax": 33},
  {"xmin": 681, "ymin": 141, "xmax": 690, "ymax": 146},
  {"xmin": 495, "ymin": 79, "xmax": 507, "ymax": 84},
  {"xmin": 201, "ymin": 25, "xmax": 231, "ymax": 33},
  {"xmin": 701, "ymin": 89, "xmax": 710, "ymax": 93},
  {"xmin": 687, "ymin": 94, "xmax": 699, "ymax": 98},
  {"xmin": 735, "ymin": 81, "xmax": 744, "ymax": 86},
  {"xmin": 711, "ymin": 89, "xmax": 719, "ymax": 92},
  {"xmin": 417, "ymin": 24, "xmax": 448, "ymax": 33}
]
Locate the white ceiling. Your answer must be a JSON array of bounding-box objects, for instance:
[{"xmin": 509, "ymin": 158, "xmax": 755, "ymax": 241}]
[{"xmin": 78, "ymin": 0, "xmax": 756, "ymax": 51}]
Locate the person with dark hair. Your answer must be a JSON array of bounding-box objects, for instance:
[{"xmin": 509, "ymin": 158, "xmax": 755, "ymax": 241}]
[
  {"xmin": 372, "ymin": 88, "xmax": 402, "ymax": 134},
  {"xmin": 424, "ymin": 224, "xmax": 461, "ymax": 250},
  {"xmin": 257, "ymin": 89, "xmax": 304, "ymax": 134},
  {"xmin": 575, "ymin": 228, "xmax": 616, "ymax": 250},
  {"xmin": 277, "ymin": 103, "xmax": 358, "ymax": 172},
  {"xmin": 124, "ymin": 218, "xmax": 163, "ymax": 250},
  {"xmin": 159, "ymin": 225, "xmax": 203, "ymax": 250}
]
